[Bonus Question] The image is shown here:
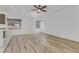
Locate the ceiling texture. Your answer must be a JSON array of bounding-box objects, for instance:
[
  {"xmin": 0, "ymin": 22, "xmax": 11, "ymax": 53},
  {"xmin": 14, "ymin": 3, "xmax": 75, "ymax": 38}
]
[
  {"xmin": 0, "ymin": 5, "xmax": 71, "ymax": 19},
  {"xmin": 0, "ymin": 5, "xmax": 70, "ymax": 13}
]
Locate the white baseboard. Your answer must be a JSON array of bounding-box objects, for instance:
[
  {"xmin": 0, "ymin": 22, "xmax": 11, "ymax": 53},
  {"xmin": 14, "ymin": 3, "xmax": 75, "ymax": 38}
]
[{"xmin": 43, "ymin": 32, "xmax": 79, "ymax": 42}]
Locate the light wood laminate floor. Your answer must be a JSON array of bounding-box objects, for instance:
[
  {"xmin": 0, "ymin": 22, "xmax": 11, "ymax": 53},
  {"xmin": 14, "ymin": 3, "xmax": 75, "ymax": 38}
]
[{"xmin": 4, "ymin": 33, "xmax": 79, "ymax": 53}]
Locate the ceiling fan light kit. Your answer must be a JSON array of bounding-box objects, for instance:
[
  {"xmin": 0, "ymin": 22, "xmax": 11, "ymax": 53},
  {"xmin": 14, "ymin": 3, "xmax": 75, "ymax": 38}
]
[{"xmin": 32, "ymin": 5, "xmax": 47, "ymax": 13}]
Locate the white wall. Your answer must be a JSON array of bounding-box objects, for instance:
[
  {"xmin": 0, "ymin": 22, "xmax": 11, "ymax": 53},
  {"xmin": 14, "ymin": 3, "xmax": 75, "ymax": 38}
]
[
  {"xmin": 43, "ymin": 6, "xmax": 79, "ymax": 42},
  {"xmin": 0, "ymin": 5, "xmax": 34, "ymax": 36}
]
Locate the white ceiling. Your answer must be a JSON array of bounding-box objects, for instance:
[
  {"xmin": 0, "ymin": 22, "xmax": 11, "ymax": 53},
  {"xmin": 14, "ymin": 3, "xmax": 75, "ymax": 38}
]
[
  {"xmin": 0, "ymin": 5, "xmax": 72, "ymax": 19},
  {"xmin": 0, "ymin": 5, "xmax": 70, "ymax": 13}
]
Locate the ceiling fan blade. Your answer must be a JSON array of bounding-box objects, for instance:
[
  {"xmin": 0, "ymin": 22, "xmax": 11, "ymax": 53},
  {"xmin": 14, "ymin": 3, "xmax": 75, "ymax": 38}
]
[
  {"xmin": 41, "ymin": 9, "xmax": 47, "ymax": 12},
  {"xmin": 38, "ymin": 5, "xmax": 41, "ymax": 7},
  {"xmin": 41, "ymin": 5, "xmax": 47, "ymax": 9},
  {"xmin": 33, "ymin": 5, "xmax": 39, "ymax": 9},
  {"xmin": 32, "ymin": 9, "xmax": 38, "ymax": 11}
]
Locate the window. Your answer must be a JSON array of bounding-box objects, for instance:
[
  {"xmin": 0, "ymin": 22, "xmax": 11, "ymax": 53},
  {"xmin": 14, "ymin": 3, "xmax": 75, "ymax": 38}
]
[
  {"xmin": 36, "ymin": 21, "xmax": 40, "ymax": 29},
  {"xmin": 36, "ymin": 20, "xmax": 45, "ymax": 29}
]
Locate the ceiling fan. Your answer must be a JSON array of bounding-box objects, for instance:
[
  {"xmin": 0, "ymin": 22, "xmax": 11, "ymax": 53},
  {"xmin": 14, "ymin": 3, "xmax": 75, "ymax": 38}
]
[{"xmin": 32, "ymin": 5, "xmax": 47, "ymax": 13}]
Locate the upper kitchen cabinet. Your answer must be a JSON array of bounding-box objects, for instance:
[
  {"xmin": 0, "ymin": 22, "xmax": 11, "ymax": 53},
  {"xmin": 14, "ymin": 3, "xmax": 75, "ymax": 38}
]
[
  {"xmin": 0, "ymin": 14, "xmax": 5, "ymax": 24},
  {"xmin": 0, "ymin": 14, "xmax": 6, "ymax": 29}
]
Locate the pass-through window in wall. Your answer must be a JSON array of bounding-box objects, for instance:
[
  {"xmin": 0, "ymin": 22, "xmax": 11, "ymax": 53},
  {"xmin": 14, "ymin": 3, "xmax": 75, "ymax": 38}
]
[{"xmin": 7, "ymin": 19, "xmax": 22, "ymax": 30}]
